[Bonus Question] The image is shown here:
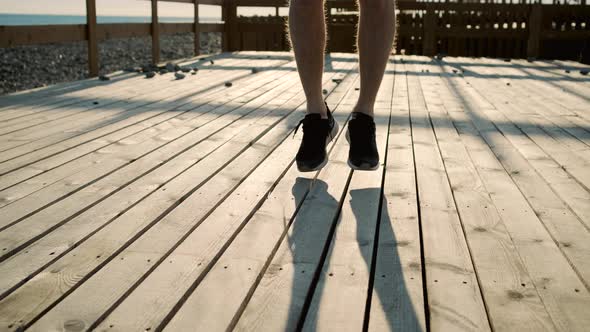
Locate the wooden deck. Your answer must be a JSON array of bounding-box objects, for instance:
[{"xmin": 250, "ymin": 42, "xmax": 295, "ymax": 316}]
[{"xmin": 0, "ymin": 52, "xmax": 589, "ymax": 331}]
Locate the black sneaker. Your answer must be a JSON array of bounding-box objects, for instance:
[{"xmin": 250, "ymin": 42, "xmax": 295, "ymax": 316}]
[
  {"xmin": 294, "ymin": 103, "xmax": 339, "ymax": 172},
  {"xmin": 346, "ymin": 112, "xmax": 379, "ymax": 170}
]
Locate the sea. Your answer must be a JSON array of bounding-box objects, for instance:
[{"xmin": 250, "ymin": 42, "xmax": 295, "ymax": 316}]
[{"xmin": 0, "ymin": 13, "xmax": 220, "ymax": 25}]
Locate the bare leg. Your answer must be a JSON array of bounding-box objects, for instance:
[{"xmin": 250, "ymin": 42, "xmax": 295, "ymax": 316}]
[
  {"xmin": 289, "ymin": 0, "xmax": 328, "ymax": 118},
  {"xmin": 355, "ymin": 0, "xmax": 396, "ymax": 117}
]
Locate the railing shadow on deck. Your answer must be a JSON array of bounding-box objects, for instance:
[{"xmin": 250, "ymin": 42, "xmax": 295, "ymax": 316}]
[
  {"xmin": 0, "ymin": 56, "xmax": 588, "ymax": 177},
  {"xmin": 0, "ymin": 60, "xmax": 588, "ymax": 330},
  {"xmin": 2, "ymin": 56, "xmax": 589, "ymax": 112},
  {"xmin": 0, "ymin": 83, "xmax": 588, "ymax": 170},
  {"xmin": 435, "ymin": 58, "xmax": 590, "ymax": 103}
]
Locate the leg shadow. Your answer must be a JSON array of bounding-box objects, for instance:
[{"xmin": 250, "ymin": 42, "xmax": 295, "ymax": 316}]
[
  {"xmin": 285, "ymin": 176, "xmax": 341, "ymax": 331},
  {"xmin": 351, "ymin": 188, "xmax": 423, "ymax": 331}
]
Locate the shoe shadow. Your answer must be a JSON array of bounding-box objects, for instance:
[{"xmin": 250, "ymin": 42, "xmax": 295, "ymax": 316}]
[{"xmin": 285, "ymin": 176, "xmax": 340, "ymax": 330}]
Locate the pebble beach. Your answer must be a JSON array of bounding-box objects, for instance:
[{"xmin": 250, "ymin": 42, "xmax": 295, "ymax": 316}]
[{"xmin": 0, "ymin": 32, "xmax": 222, "ymax": 95}]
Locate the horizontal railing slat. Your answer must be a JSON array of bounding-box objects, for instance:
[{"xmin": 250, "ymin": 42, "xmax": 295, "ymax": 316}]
[
  {"xmin": 0, "ymin": 23, "xmax": 224, "ymax": 47},
  {"xmin": 0, "ymin": 25, "xmax": 87, "ymax": 47},
  {"xmin": 158, "ymin": 0, "xmax": 224, "ymax": 4}
]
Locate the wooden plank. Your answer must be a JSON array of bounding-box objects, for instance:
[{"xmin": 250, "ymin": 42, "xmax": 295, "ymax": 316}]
[
  {"xmin": 531, "ymin": 60, "xmax": 590, "ymax": 90},
  {"xmin": 444, "ymin": 57, "xmax": 590, "ymax": 228},
  {"xmin": 0, "ymin": 60, "xmax": 292, "ymax": 296},
  {"xmin": 0, "ymin": 72, "xmax": 301, "ymax": 313},
  {"xmin": 405, "ymin": 59, "xmax": 491, "ymax": 332},
  {"xmin": 0, "ymin": 60, "xmax": 172, "ymax": 121},
  {"xmin": 411, "ymin": 59, "xmax": 556, "ymax": 331},
  {"xmin": 199, "ymin": 23, "xmax": 224, "ymax": 33},
  {"xmin": 0, "ymin": 52, "xmax": 260, "ymax": 123},
  {"xmin": 94, "ymin": 61, "xmax": 356, "ymax": 332},
  {"xmin": 511, "ymin": 60, "xmax": 590, "ymax": 124},
  {"xmin": 86, "ymin": 0, "xmax": 99, "ymax": 77},
  {"xmin": 97, "ymin": 23, "xmax": 151, "ymax": 40},
  {"xmin": 436, "ymin": 58, "xmax": 590, "ymax": 284},
  {"xmin": 300, "ymin": 64, "xmax": 392, "ymax": 331},
  {"xmin": 0, "ymin": 84, "xmax": 142, "ymax": 128},
  {"xmin": 494, "ymin": 60, "xmax": 590, "ymax": 125},
  {"xmin": 552, "ymin": 60, "xmax": 590, "ymax": 72},
  {"xmin": 367, "ymin": 66, "xmax": 425, "ymax": 332},
  {"xmin": 0, "ymin": 25, "xmax": 86, "ymax": 47},
  {"xmin": 0, "ymin": 60, "xmax": 268, "ymax": 179},
  {"xmin": 15, "ymin": 60, "xmax": 346, "ymax": 332},
  {"xmin": 0, "ymin": 55, "xmax": 257, "ymax": 159},
  {"xmin": 446, "ymin": 58, "xmax": 590, "ymax": 152},
  {"xmin": 0, "ymin": 74, "xmax": 125, "ymax": 111},
  {"xmin": 0, "ymin": 64, "xmax": 306, "ymax": 330},
  {"xmin": 0, "ymin": 55, "xmax": 262, "ymax": 153},
  {"xmin": 0, "ymin": 74, "xmax": 167, "ymax": 135},
  {"xmin": 0, "ymin": 58, "xmax": 269, "ymax": 193},
  {"xmin": 0, "ymin": 22, "xmax": 222, "ymax": 48},
  {"xmin": 0, "ymin": 55, "xmax": 281, "ymax": 164},
  {"xmin": 0, "ymin": 63, "xmax": 295, "ymax": 244},
  {"xmin": 233, "ymin": 81, "xmax": 359, "ymax": 332},
  {"xmin": 0, "ymin": 60, "xmax": 217, "ymax": 139},
  {"xmin": 160, "ymin": 0, "xmax": 224, "ymax": 5},
  {"xmin": 427, "ymin": 56, "xmax": 590, "ymax": 331},
  {"xmin": 159, "ymin": 23, "xmax": 193, "ymax": 35},
  {"xmin": 493, "ymin": 62, "xmax": 590, "ymax": 164},
  {"xmin": 0, "ymin": 54, "xmax": 264, "ymax": 136},
  {"xmin": 0, "ymin": 63, "xmax": 296, "ymax": 273}
]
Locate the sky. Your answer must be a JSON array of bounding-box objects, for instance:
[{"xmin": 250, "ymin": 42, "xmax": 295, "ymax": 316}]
[{"xmin": 0, "ymin": 0, "xmax": 225, "ymax": 18}]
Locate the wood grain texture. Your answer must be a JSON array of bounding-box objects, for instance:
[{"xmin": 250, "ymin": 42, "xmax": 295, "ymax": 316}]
[
  {"xmin": 367, "ymin": 65, "xmax": 425, "ymax": 332},
  {"xmin": 405, "ymin": 61, "xmax": 491, "ymax": 332},
  {"xmin": 0, "ymin": 53, "xmax": 588, "ymax": 332}
]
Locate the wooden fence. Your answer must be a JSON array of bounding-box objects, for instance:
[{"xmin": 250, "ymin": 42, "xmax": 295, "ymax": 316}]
[{"xmin": 1, "ymin": 0, "xmax": 589, "ymax": 77}]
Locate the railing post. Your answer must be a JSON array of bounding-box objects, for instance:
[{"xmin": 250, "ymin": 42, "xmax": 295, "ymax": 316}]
[
  {"xmin": 151, "ymin": 0, "xmax": 160, "ymax": 64},
  {"xmin": 326, "ymin": 2, "xmax": 332, "ymax": 53},
  {"xmin": 194, "ymin": 0, "xmax": 200, "ymax": 56},
  {"xmin": 423, "ymin": 7, "xmax": 437, "ymax": 56},
  {"xmin": 86, "ymin": 0, "xmax": 99, "ymax": 77},
  {"xmin": 223, "ymin": 0, "xmax": 238, "ymax": 51},
  {"xmin": 527, "ymin": 4, "xmax": 542, "ymax": 58}
]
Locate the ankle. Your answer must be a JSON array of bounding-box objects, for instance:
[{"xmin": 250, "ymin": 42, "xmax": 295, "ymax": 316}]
[
  {"xmin": 307, "ymin": 101, "xmax": 328, "ymax": 119},
  {"xmin": 352, "ymin": 105, "xmax": 374, "ymax": 118}
]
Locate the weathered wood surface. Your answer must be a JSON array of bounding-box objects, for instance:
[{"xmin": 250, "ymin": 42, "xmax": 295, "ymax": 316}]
[{"xmin": 0, "ymin": 52, "xmax": 589, "ymax": 332}]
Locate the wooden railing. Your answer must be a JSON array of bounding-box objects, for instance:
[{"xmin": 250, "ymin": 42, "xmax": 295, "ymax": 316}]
[
  {"xmin": 0, "ymin": 0, "xmax": 225, "ymax": 76},
  {"xmin": 1, "ymin": 0, "xmax": 589, "ymax": 77},
  {"xmin": 223, "ymin": 1, "xmax": 589, "ymax": 62}
]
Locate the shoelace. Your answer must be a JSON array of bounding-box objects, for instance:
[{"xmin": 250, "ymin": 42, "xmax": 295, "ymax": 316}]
[
  {"xmin": 293, "ymin": 116, "xmax": 330, "ymax": 159},
  {"xmin": 293, "ymin": 117, "xmax": 328, "ymax": 139},
  {"xmin": 293, "ymin": 118, "xmax": 305, "ymax": 138}
]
